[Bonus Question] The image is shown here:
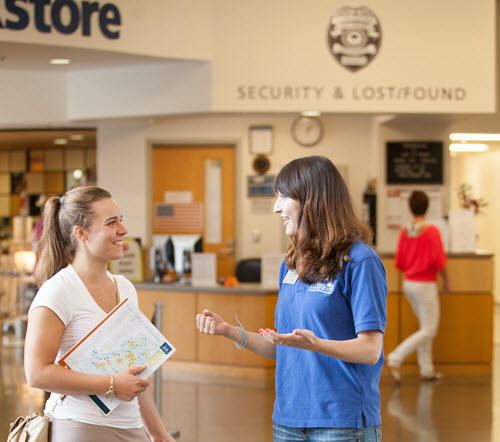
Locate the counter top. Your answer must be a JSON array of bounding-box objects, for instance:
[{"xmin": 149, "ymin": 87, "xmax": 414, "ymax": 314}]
[
  {"xmin": 134, "ymin": 282, "xmax": 278, "ymax": 295},
  {"xmin": 378, "ymin": 249, "xmax": 493, "ymax": 259}
]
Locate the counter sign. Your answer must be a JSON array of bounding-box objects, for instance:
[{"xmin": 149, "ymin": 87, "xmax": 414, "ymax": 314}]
[{"xmin": 0, "ymin": 0, "xmax": 122, "ymax": 39}]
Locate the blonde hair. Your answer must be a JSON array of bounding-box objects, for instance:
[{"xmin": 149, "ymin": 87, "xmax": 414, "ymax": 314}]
[{"xmin": 35, "ymin": 186, "xmax": 112, "ymax": 287}]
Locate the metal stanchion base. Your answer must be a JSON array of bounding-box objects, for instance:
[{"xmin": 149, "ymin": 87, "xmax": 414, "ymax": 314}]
[{"xmin": 168, "ymin": 428, "xmax": 180, "ymax": 438}]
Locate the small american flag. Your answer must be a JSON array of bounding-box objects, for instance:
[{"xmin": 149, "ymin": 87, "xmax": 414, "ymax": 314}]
[{"xmin": 155, "ymin": 202, "xmax": 203, "ymax": 232}]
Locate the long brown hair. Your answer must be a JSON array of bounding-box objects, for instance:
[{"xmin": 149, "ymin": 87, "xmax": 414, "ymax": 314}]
[
  {"xmin": 274, "ymin": 155, "xmax": 372, "ymax": 283},
  {"xmin": 35, "ymin": 186, "xmax": 112, "ymax": 287}
]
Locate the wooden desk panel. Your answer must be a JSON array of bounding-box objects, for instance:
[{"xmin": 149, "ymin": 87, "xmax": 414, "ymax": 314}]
[
  {"xmin": 136, "ymin": 252, "xmax": 494, "ymax": 377},
  {"xmin": 196, "ymin": 293, "xmax": 277, "ymax": 367},
  {"xmin": 137, "ymin": 289, "xmax": 197, "ymax": 361},
  {"xmin": 382, "ymin": 258, "xmax": 401, "ymax": 293},
  {"xmin": 444, "ymin": 258, "xmax": 493, "ymax": 293},
  {"xmin": 384, "ymin": 293, "xmax": 400, "ymax": 356},
  {"xmin": 400, "ymin": 293, "xmax": 493, "ymax": 364}
]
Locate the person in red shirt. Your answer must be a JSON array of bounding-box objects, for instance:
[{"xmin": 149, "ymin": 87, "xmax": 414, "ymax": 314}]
[{"xmin": 387, "ymin": 190, "xmax": 449, "ymax": 382}]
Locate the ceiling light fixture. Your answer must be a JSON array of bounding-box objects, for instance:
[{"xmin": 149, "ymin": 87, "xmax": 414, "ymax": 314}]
[
  {"xmin": 449, "ymin": 133, "xmax": 500, "ymax": 141},
  {"xmin": 449, "ymin": 143, "xmax": 489, "ymax": 152},
  {"xmin": 301, "ymin": 110, "xmax": 321, "ymax": 117},
  {"xmin": 50, "ymin": 59, "xmax": 70, "ymax": 65},
  {"xmin": 54, "ymin": 138, "xmax": 68, "ymax": 145},
  {"xmin": 73, "ymin": 169, "xmax": 83, "ymax": 179},
  {"xmin": 69, "ymin": 134, "xmax": 84, "ymax": 141}
]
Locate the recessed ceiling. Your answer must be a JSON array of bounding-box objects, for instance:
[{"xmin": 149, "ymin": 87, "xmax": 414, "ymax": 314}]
[
  {"xmin": 0, "ymin": 41, "xmax": 171, "ymax": 71},
  {"xmin": 0, "ymin": 41, "xmax": 171, "ymax": 149},
  {"xmin": 0, "ymin": 128, "xmax": 96, "ymax": 150}
]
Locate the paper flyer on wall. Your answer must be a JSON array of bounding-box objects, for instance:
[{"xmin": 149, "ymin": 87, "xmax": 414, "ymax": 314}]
[{"xmin": 58, "ymin": 298, "xmax": 176, "ymax": 416}]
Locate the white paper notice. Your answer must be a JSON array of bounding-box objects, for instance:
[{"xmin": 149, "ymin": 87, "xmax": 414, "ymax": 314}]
[
  {"xmin": 261, "ymin": 254, "xmax": 285, "ymax": 288},
  {"xmin": 204, "ymin": 159, "xmax": 222, "ymax": 244},
  {"xmin": 191, "ymin": 252, "xmax": 217, "ymax": 287},
  {"xmin": 449, "ymin": 209, "xmax": 477, "ymax": 253},
  {"xmin": 386, "ymin": 188, "xmax": 403, "ymax": 228},
  {"xmin": 430, "ymin": 219, "xmax": 449, "ymax": 252},
  {"xmin": 164, "ymin": 191, "xmax": 193, "ymax": 203},
  {"xmin": 387, "ymin": 187, "xmax": 443, "ymax": 229},
  {"xmin": 399, "ymin": 189, "xmax": 442, "ymax": 227}
]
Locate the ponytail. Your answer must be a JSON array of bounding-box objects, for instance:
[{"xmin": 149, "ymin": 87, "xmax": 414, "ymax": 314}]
[{"xmin": 34, "ymin": 186, "xmax": 112, "ymax": 287}]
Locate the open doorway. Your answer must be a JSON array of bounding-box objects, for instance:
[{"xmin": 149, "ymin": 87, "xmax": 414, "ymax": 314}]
[{"xmin": 0, "ymin": 128, "xmax": 96, "ymax": 225}]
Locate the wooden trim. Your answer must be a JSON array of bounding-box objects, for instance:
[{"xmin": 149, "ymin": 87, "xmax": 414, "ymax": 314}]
[
  {"xmin": 383, "ymin": 363, "xmax": 492, "ymax": 376},
  {"xmin": 162, "ymin": 360, "xmax": 275, "ymax": 387}
]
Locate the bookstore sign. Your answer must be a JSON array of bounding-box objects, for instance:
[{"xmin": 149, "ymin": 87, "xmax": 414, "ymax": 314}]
[{"xmin": 0, "ymin": 0, "xmax": 122, "ymax": 39}]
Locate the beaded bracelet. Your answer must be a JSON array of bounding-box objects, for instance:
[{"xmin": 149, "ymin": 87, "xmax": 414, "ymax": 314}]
[{"xmin": 233, "ymin": 314, "xmax": 248, "ymax": 350}]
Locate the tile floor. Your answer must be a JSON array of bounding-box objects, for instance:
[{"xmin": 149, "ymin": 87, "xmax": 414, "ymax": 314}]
[{"xmin": 1, "ymin": 308, "xmax": 499, "ymax": 442}]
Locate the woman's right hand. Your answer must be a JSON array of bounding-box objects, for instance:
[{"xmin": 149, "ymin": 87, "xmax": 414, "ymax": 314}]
[
  {"xmin": 196, "ymin": 309, "xmax": 230, "ymax": 336},
  {"xmin": 113, "ymin": 366, "xmax": 150, "ymax": 401}
]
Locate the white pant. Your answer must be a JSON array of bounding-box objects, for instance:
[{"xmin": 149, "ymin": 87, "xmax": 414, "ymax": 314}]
[{"xmin": 388, "ymin": 280, "xmax": 440, "ymax": 377}]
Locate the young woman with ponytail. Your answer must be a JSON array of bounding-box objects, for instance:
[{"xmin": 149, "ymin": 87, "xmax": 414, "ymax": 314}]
[{"xmin": 24, "ymin": 186, "xmax": 175, "ymax": 442}]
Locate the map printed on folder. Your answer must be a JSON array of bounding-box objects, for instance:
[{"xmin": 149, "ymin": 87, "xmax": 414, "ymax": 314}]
[{"xmin": 58, "ymin": 298, "xmax": 176, "ymax": 416}]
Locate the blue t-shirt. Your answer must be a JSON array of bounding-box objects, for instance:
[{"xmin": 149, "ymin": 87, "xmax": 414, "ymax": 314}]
[{"xmin": 273, "ymin": 241, "xmax": 387, "ymax": 429}]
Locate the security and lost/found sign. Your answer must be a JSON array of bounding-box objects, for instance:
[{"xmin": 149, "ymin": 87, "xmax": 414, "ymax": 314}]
[{"xmin": 386, "ymin": 141, "xmax": 443, "ymax": 184}]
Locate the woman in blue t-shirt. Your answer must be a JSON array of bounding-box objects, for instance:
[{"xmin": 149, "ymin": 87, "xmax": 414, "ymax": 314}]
[{"xmin": 196, "ymin": 156, "xmax": 387, "ymax": 442}]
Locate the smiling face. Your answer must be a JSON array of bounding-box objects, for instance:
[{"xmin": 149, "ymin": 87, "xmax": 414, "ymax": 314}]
[
  {"xmin": 80, "ymin": 198, "xmax": 128, "ymax": 263},
  {"xmin": 274, "ymin": 193, "xmax": 301, "ymax": 237}
]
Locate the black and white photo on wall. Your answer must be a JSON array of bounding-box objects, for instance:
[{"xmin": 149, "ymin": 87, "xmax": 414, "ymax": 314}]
[
  {"xmin": 386, "ymin": 141, "xmax": 443, "ymax": 184},
  {"xmin": 247, "ymin": 175, "xmax": 275, "ymax": 197}
]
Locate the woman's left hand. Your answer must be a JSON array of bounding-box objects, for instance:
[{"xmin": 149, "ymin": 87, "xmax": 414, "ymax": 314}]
[{"xmin": 259, "ymin": 328, "xmax": 319, "ymax": 352}]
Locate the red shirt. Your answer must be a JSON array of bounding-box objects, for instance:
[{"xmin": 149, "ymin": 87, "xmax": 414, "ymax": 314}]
[{"xmin": 395, "ymin": 225, "xmax": 447, "ymax": 281}]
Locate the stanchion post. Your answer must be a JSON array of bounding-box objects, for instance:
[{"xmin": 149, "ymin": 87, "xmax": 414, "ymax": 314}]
[
  {"xmin": 152, "ymin": 302, "xmax": 180, "ymax": 439},
  {"xmin": 153, "ymin": 302, "xmax": 163, "ymax": 415}
]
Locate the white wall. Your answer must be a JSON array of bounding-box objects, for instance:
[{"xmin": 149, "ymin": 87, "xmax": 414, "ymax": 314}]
[
  {"xmin": 449, "ymin": 148, "xmax": 500, "ymax": 302},
  {"xmin": 443, "ymin": 1, "xmax": 500, "ymax": 301},
  {"xmin": 97, "ymin": 120, "xmax": 151, "ymax": 242},
  {"xmin": 96, "ymin": 113, "xmax": 376, "ymax": 259},
  {"xmin": 0, "ymin": 69, "xmax": 67, "ymax": 126},
  {"xmin": 67, "ymin": 61, "xmax": 212, "ymax": 120},
  {"xmin": 212, "ymin": 0, "xmax": 495, "ymax": 113},
  {"xmin": 0, "ymin": 1, "xmax": 494, "ymax": 120}
]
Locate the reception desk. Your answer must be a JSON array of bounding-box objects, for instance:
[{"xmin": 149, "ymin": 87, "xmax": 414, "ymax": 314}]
[
  {"xmin": 136, "ymin": 250, "xmax": 493, "ymax": 380},
  {"xmin": 135, "ymin": 283, "xmax": 278, "ymax": 384},
  {"xmin": 382, "ymin": 251, "xmax": 494, "ymax": 375}
]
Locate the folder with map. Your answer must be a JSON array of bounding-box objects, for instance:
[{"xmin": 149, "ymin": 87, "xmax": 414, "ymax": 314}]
[{"xmin": 58, "ymin": 297, "xmax": 176, "ymax": 415}]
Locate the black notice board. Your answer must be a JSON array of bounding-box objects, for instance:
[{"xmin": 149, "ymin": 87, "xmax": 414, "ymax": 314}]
[{"xmin": 386, "ymin": 141, "xmax": 443, "ymax": 184}]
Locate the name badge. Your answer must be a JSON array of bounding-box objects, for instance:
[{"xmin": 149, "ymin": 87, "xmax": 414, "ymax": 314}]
[{"xmin": 283, "ymin": 270, "xmax": 299, "ymax": 285}]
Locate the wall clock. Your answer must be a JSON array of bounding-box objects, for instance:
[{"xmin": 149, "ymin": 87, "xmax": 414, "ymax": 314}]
[{"xmin": 291, "ymin": 116, "xmax": 324, "ymax": 147}]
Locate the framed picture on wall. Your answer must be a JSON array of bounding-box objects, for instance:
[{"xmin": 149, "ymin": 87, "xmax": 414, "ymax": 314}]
[
  {"xmin": 249, "ymin": 125, "xmax": 273, "ymax": 155},
  {"xmin": 247, "ymin": 175, "xmax": 275, "ymax": 197}
]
